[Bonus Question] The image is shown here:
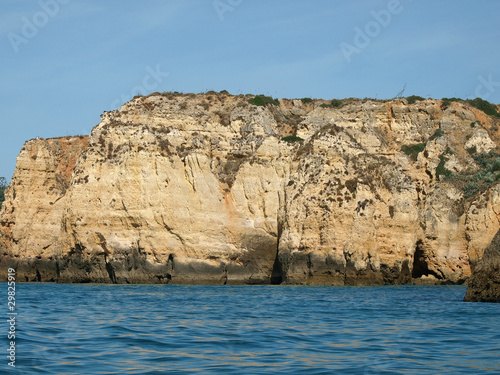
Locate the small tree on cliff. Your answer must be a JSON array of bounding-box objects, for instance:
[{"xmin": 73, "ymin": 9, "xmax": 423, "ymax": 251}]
[{"xmin": 0, "ymin": 177, "xmax": 6, "ymax": 209}]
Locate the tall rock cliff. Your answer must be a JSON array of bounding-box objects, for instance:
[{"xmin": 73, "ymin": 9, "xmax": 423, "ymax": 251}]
[
  {"xmin": 1, "ymin": 92, "xmax": 500, "ymax": 285},
  {"xmin": 464, "ymin": 228, "xmax": 500, "ymax": 302}
]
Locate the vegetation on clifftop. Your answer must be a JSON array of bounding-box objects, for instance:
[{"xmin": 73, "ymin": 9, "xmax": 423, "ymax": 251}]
[
  {"xmin": 406, "ymin": 95, "xmax": 425, "ymax": 104},
  {"xmin": 440, "ymin": 97, "xmax": 500, "ymax": 117},
  {"xmin": 248, "ymin": 95, "xmax": 280, "ymax": 106},
  {"xmin": 467, "ymin": 98, "xmax": 500, "ymax": 118}
]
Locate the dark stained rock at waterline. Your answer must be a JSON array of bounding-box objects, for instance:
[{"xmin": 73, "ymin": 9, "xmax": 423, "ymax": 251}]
[{"xmin": 464, "ymin": 229, "xmax": 500, "ymax": 303}]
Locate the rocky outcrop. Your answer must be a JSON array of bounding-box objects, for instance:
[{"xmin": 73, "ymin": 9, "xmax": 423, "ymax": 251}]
[
  {"xmin": 464, "ymin": 229, "xmax": 500, "ymax": 302},
  {"xmin": 0, "ymin": 136, "xmax": 88, "ymax": 281},
  {"xmin": 1, "ymin": 92, "xmax": 500, "ymax": 285}
]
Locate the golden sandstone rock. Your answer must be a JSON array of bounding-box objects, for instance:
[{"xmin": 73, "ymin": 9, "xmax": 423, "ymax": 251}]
[
  {"xmin": 1, "ymin": 92, "xmax": 499, "ymax": 285},
  {"xmin": 464, "ymin": 228, "xmax": 500, "ymax": 302}
]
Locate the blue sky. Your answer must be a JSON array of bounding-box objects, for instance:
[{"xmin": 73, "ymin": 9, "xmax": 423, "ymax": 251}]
[{"xmin": 1, "ymin": 0, "xmax": 499, "ymax": 181}]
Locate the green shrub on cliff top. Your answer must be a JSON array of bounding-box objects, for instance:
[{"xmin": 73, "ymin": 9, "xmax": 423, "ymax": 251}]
[
  {"xmin": 442, "ymin": 97, "xmax": 463, "ymax": 102},
  {"xmin": 248, "ymin": 95, "xmax": 280, "ymax": 106},
  {"xmin": 331, "ymin": 99, "xmax": 343, "ymax": 107},
  {"xmin": 441, "ymin": 97, "xmax": 463, "ymax": 109},
  {"xmin": 406, "ymin": 95, "xmax": 425, "ymax": 104},
  {"xmin": 467, "ymin": 98, "xmax": 500, "ymax": 118},
  {"xmin": 0, "ymin": 177, "xmax": 6, "ymax": 209}
]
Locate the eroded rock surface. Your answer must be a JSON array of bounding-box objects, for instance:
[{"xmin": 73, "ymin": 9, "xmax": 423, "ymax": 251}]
[
  {"xmin": 464, "ymin": 229, "xmax": 500, "ymax": 302},
  {"xmin": 1, "ymin": 93, "xmax": 500, "ymax": 285}
]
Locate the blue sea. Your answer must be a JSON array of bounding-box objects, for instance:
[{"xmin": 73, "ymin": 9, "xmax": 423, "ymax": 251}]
[{"xmin": 4, "ymin": 284, "xmax": 500, "ymax": 374}]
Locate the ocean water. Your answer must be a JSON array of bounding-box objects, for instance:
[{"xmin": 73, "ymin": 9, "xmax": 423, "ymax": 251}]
[{"xmin": 4, "ymin": 284, "xmax": 500, "ymax": 374}]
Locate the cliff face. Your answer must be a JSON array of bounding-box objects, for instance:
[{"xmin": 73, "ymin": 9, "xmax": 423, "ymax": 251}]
[
  {"xmin": 464, "ymin": 229, "xmax": 500, "ymax": 302},
  {"xmin": 0, "ymin": 136, "xmax": 88, "ymax": 281},
  {"xmin": 1, "ymin": 92, "xmax": 500, "ymax": 285}
]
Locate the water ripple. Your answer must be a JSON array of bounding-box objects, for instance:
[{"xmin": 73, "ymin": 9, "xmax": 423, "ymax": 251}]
[{"xmin": 4, "ymin": 284, "xmax": 500, "ymax": 374}]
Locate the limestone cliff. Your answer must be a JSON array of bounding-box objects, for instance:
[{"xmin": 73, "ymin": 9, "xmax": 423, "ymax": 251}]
[
  {"xmin": 0, "ymin": 136, "xmax": 88, "ymax": 281},
  {"xmin": 464, "ymin": 228, "xmax": 500, "ymax": 302},
  {"xmin": 1, "ymin": 92, "xmax": 500, "ymax": 285}
]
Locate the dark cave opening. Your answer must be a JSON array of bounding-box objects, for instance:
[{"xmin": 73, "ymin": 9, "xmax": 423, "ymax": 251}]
[
  {"xmin": 270, "ymin": 250, "xmax": 283, "ymax": 285},
  {"xmin": 167, "ymin": 254, "xmax": 174, "ymax": 271},
  {"xmin": 412, "ymin": 240, "xmax": 430, "ymax": 278}
]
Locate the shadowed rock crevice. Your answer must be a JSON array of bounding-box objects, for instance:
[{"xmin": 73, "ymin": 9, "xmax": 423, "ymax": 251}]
[
  {"xmin": 222, "ymin": 263, "xmax": 228, "ymax": 285},
  {"xmin": 399, "ymin": 259, "xmax": 412, "ymax": 284},
  {"xmin": 104, "ymin": 255, "xmax": 117, "ymax": 284},
  {"xmin": 271, "ymin": 216, "xmax": 286, "ymax": 285},
  {"xmin": 270, "ymin": 248, "xmax": 284, "ymax": 285},
  {"xmin": 166, "ymin": 253, "xmax": 174, "ymax": 281}
]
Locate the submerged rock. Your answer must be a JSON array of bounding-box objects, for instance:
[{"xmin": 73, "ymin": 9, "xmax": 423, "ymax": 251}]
[
  {"xmin": 1, "ymin": 93, "xmax": 500, "ymax": 285},
  {"xmin": 464, "ymin": 229, "xmax": 500, "ymax": 302}
]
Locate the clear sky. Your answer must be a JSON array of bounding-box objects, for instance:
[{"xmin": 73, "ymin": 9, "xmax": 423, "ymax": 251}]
[{"xmin": 1, "ymin": 0, "xmax": 499, "ymax": 181}]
